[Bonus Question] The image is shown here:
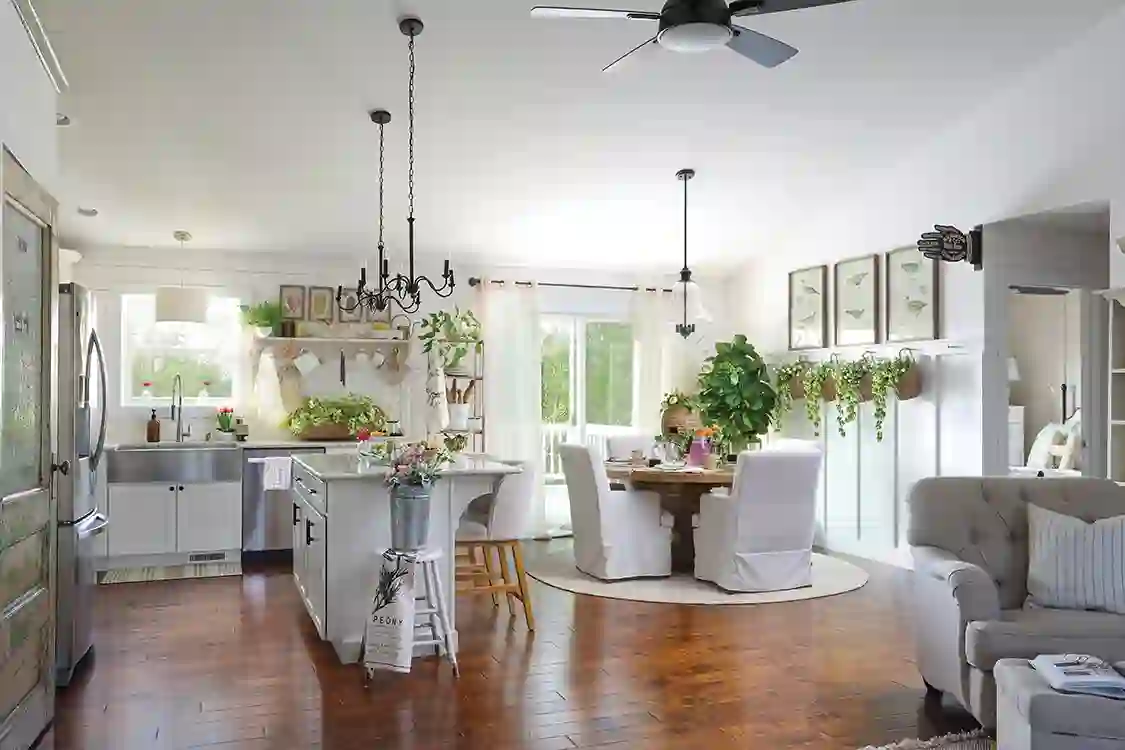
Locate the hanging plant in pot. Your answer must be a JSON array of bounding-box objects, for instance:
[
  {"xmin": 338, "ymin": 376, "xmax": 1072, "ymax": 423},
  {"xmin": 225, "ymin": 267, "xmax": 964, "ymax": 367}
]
[
  {"xmin": 418, "ymin": 308, "xmax": 482, "ymax": 376},
  {"xmin": 801, "ymin": 362, "xmax": 835, "ymax": 437},
  {"xmin": 868, "ymin": 351, "xmax": 920, "ymax": 441},
  {"xmin": 771, "ymin": 361, "xmax": 807, "ymax": 428},
  {"xmin": 385, "ymin": 442, "xmax": 450, "ymax": 552},
  {"xmin": 696, "ymin": 335, "xmax": 777, "ymax": 457},
  {"xmin": 833, "ymin": 356, "xmax": 871, "ymax": 438}
]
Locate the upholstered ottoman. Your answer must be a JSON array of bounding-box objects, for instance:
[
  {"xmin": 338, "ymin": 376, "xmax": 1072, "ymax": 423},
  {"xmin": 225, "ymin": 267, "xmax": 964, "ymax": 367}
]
[{"xmin": 995, "ymin": 659, "xmax": 1125, "ymax": 750}]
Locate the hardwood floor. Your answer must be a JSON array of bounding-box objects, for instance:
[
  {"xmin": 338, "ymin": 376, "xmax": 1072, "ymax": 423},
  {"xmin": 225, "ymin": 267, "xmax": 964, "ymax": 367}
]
[{"xmin": 44, "ymin": 545, "xmax": 976, "ymax": 750}]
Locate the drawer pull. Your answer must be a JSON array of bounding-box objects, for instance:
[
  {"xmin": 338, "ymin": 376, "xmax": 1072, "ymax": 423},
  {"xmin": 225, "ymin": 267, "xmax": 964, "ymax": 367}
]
[
  {"xmin": 292, "ymin": 503, "xmax": 300, "ymax": 526},
  {"xmin": 305, "ymin": 518, "xmax": 316, "ymax": 545}
]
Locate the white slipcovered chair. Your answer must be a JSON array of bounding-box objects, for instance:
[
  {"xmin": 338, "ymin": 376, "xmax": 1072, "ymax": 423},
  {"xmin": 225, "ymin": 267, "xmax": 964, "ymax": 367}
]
[
  {"xmin": 693, "ymin": 448, "xmax": 823, "ymax": 593},
  {"xmin": 559, "ymin": 443, "xmax": 673, "ymax": 581},
  {"xmin": 455, "ymin": 459, "xmax": 537, "ymax": 629},
  {"xmin": 604, "ymin": 434, "xmax": 655, "ymax": 461}
]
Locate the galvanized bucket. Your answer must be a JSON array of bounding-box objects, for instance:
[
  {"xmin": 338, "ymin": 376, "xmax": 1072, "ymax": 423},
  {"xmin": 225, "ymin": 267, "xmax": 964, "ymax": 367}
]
[{"xmin": 390, "ymin": 483, "xmax": 432, "ymax": 551}]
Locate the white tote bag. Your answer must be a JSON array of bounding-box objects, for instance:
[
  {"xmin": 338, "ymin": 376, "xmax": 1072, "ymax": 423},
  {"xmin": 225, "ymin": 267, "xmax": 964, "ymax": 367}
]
[{"xmin": 363, "ymin": 550, "xmax": 417, "ymax": 676}]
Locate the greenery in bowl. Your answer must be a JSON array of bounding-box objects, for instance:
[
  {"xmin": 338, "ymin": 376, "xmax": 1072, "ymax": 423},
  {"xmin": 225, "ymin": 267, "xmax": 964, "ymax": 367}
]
[
  {"xmin": 696, "ymin": 335, "xmax": 776, "ymax": 452},
  {"xmin": 419, "ymin": 308, "xmax": 482, "ymax": 373},
  {"xmin": 660, "ymin": 390, "xmax": 697, "ymax": 413},
  {"xmin": 241, "ymin": 301, "xmax": 283, "ymax": 334},
  {"xmin": 284, "ymin": 394, "xmax": 387, "ymax": 436},
  {"xmin": 833, "ymin": 356, "xmax": 870, "ymax": 437},
  {"xmin": 801, "ymin": 362, "xmax": 834, "ymax": 437}
]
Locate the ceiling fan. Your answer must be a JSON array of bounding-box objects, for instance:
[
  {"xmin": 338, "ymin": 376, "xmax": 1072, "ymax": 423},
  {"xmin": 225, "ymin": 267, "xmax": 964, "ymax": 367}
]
[{"xmin": 531, "ymin": 0, "xmax": 855, "ymax": 72}]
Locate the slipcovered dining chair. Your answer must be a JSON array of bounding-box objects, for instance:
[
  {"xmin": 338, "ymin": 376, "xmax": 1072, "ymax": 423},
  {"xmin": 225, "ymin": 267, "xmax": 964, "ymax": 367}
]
[
  {"xmin": 559, "ymin": 444, "xmax": 673, "ymax": 581},
  {"xmin": 454, "ymin": 459, "xmax": 536, "ymax": 630},
  {"xmin": 693, "ymin": 447, "xmax": 823, "ymax": 593},
  {"xmin": 604, "ymin": 434, "xmax": 655, "ymax": 461}
]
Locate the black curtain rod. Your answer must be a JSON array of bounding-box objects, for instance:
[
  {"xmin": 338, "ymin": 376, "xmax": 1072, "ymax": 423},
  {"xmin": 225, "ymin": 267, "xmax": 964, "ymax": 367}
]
[{"xmin": 468, "ymin": 277, "xmax": 672, "ymax": 293}]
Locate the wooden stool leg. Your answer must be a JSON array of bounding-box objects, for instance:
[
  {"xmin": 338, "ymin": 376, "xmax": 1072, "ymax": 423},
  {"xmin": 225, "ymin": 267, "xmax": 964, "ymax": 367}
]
[
  {"xmin": 481, "ymin": 543, "xmax": 500, "ymax": 606},
  {"xmin": 510, "ymin": 541, "xmax": 536, "ymax": 632},
  {"xmin": 496, "ymin": 543, "xmax": 517, "ymax": 617}
]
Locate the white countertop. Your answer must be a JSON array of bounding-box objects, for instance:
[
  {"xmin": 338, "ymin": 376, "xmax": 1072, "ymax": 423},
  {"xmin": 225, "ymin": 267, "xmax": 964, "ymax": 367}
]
[
  {"xmin": 109, "ymin": 438, "xmax": 384, "ymax": 451},
  {"xmin": 293, "ymin": 453, "xmax": 521, "ymax": 481}
]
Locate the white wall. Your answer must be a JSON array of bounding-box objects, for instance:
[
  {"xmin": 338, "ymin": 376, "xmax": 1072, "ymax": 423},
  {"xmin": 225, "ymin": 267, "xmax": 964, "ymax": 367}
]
[
  {"xmin": 0, "ymin": 0, "xmax": 58, "ymax": 186},
  {"xmin": 73, "ymin": 245, "xmax": 726, "ymax": 445}
]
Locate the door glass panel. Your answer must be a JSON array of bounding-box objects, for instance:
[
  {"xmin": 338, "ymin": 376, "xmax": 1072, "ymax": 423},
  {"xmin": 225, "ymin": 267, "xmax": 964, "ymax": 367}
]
[
  {"xmin": 584, "ymin": 321, "xmax": 634, "ymax": 427},
  {"xmin": 0, "ymin": 202, "xmax": 45, "ymax": 499}
]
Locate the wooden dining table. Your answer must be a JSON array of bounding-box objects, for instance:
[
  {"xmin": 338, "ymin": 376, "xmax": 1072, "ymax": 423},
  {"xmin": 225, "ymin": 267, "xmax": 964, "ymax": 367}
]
[{"xmin": 604, "ymin": 463, "xmax": 735, "ymax": 573}]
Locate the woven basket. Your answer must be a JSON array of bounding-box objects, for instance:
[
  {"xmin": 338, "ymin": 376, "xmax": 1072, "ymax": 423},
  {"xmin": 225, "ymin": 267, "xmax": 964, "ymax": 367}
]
[
  {"xmin": 896, "ymin": 366, "xmax": 923, "ymax": 401},
  {"xmin": 820, "ymin": 377, "xmax": 838, "ymax": 403},
  {"xmin": 661, "ymin": 404, "xmax": 702, "ymax": 435},
  {"xmin": 297, "ymin": 424, "xmax": 353, "ymax": 441},
  {"xmin": 786, "ymin": 378, "xmax": 806, "ymax": 401}
]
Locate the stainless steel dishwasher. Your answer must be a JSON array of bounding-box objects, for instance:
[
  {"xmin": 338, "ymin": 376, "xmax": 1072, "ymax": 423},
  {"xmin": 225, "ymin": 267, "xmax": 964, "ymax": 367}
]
[{"xmin": 242, "ymin": 447, "xmax": 326, "ymax": 552}]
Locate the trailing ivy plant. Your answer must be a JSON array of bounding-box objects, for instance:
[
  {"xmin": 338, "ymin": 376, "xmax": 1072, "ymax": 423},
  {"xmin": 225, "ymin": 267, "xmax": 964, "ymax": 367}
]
[
  {"xmin": 833, "ymin": 357, "xmax": 869, "ymax": 438},
  {"xmin": 801, "ymin": 362, "xmax": 834, "ymax": 437},
  {"xmin": 869, "ymin": 352, "xmax": 915, "ymax": 441},
  {"xmin": 771, "ymin": 361, "xmax": 807, "ymax": 428}
]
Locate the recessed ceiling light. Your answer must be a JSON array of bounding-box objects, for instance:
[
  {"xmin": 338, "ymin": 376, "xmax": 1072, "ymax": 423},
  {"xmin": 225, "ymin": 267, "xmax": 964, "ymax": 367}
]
[
  {"xmin": 56, "ymin": 113, "xmax": 71, "ymax": 127},
  {"xmin": 77, "ymin": 207, "xmax": 99, "ymax": 217}
]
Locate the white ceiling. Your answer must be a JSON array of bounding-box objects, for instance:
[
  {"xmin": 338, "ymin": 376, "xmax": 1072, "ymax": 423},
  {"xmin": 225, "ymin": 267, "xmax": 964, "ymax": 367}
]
[{"xmin": 40, "ymin": 0, "xmax": 1125, "ymax": 270}]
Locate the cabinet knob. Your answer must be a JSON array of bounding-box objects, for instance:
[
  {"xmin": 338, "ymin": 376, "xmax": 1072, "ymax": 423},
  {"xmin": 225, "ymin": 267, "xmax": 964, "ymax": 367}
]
[
  {"xmin": 169, "ymin": 486, "xmax": 175, "ymax": 491},
  {"xmin": 178, "ymin": 486, "xmax": 185, "ymax": 491}
]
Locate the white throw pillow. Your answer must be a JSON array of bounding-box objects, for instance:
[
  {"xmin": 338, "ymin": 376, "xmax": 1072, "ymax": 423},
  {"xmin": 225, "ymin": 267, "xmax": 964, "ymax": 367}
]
[{"xmin": 1026, "ymin": 504, "xmax": 1125, "ymax": 615}]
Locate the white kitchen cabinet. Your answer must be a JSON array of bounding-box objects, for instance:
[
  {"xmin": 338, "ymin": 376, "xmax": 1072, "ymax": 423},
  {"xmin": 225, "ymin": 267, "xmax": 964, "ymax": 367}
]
[
  {"xmin": 293, "ymin": 491, "xmax": 326, "ymax": 639},
  {"xmin": 292, "ymin": 497, "xmax": 306, "ymax": 598},
  {"xmin": 107, "ymin": 483, "xmax": 177, "ymax": 556},
  {"xmin": 176, "ymin": 482, "xmax": 242, "ymax": 553}
]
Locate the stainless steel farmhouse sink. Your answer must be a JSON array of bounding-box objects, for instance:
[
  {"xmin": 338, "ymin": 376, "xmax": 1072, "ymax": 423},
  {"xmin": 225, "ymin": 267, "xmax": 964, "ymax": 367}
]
[{"xmin": 107, "ymin": 443, "xmax": 242, "ymax": 484}]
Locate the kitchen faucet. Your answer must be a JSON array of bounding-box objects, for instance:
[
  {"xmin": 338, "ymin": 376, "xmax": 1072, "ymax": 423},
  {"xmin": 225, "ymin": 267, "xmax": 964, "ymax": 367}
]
[{"xmin": 170, "ymin": 374, "xmax": 190, "ymax": 442}]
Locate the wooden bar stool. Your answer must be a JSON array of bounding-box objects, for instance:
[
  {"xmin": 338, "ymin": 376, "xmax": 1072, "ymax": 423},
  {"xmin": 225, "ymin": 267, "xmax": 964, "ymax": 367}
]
[{"xmin": 454, "ymin": 459, "xmax": 536, "ymax": 631}]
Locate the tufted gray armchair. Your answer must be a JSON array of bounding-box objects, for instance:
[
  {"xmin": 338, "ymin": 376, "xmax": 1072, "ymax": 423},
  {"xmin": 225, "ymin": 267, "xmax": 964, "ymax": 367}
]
[{"xmin": 907, "ymin": 477, "xmax": 1125, "ymax": 728}]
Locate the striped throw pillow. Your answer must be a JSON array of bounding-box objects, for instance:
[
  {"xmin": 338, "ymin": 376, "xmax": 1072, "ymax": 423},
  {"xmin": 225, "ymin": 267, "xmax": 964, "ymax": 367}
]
[{"xmin": 1026, "ymin": 504, "xmax": 1125, "ymax": 615}]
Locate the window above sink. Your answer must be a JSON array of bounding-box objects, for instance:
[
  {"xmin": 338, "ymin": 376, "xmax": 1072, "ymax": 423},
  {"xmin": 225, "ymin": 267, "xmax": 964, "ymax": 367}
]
[{"xmin": 121, "ymin": 294, "xmax": 243, "ymax": 408}]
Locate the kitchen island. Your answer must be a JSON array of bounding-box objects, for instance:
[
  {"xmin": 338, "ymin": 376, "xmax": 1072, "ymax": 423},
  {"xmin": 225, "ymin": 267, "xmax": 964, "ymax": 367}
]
[{"xmin": 290, "ymin": 453, "xmax": 520, "ymax": 663}]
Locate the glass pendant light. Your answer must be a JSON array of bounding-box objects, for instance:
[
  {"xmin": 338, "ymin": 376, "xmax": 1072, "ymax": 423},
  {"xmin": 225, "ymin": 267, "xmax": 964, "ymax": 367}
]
[{"xmin": 673, "ymin": 169, "xmax": 709, "ymax": 339}]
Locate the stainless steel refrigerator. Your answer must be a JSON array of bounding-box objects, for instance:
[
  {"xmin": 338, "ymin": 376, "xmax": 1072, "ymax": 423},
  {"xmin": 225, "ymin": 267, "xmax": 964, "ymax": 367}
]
[{"xmin": 55, "ymin": 283, "xmax": 109, "ymax": 686}]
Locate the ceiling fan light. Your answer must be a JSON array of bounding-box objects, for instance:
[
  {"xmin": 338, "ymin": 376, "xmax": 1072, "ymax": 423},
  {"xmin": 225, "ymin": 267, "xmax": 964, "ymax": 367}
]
[{"xmin": 658, "ymin": 22, "xmax": 732, "ymax": 52}]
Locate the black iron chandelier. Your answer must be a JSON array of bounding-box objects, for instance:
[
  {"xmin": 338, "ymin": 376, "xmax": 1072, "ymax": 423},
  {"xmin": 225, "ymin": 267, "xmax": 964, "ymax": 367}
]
[
  {"xmin": 339, "ymin": 16, "xmax": 454, "ymax": 318},
  {"xmin": 674, "ymin": 168, "xmax": 708, "ymax": 339},
  {"xmin": 338, "ymin": 109, "xmax": 395, "ymax": 316}
]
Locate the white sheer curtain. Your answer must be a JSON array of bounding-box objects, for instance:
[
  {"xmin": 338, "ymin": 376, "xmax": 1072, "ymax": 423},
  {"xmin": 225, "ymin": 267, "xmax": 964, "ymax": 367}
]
[
  {"xmin": 631, "ymin": 289, "xmax": 675, "ymax": 435},
  {"xmin": 479, "ymin": 281, "xmax": 550, "ymax": 538}
]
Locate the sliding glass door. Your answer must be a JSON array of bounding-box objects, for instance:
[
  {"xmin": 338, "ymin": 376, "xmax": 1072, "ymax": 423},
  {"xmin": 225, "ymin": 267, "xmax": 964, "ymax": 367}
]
[{"xmin": 540, "ymin": 316, "xmax": 638, "ymax": 527}]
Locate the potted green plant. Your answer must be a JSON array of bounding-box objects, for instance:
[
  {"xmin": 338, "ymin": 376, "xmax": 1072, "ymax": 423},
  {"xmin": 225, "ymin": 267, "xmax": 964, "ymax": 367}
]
[
  {"xmin": 801, "ymin": 362, "xmax": 835, "ymax": 437},
  {"xmin": 771, "ymin": 361, "xmax": 807, "ymax": 427},
  {"xmin": 418, "ymin": 308, "xmax": 483, "ymax": 375},
  {"xmin": 659, "ymin": 389, "xmax": 699, "ymax": 435},
  {"xmin": 868, "ymin": 351, "xmax": 920, "ymax": 441},
  {"xmin": 284, "ymin": 394, "xmax": 387, "ymax": 440},
  {"xmin": 696, "ymin": 335, "xmax": 777, "ymax": 454},
  {"xmin": 241, "ymin": 300, "xmax": 283, "ymax": 337},
  {"xmin": 833, "ymin": 356, "xmax": 871, "ymax": 438}
]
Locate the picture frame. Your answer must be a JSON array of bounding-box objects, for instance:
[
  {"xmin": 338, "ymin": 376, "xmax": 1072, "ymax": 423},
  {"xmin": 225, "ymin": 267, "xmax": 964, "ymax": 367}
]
[
  {"xmin": 308, "ymin": 286, "xmax": 335, "ymax": 323},
  {"xmin": 833, "ymin": 255, "xmax": 880, "ymax": 346},
  {"xmin": 336, "ymin": 288, "xmax": 363, "ymax": 323},
  {"xmin": 788, "ymin": 265, "xmax": 828, "ymax": 350},
  {"xmin": 885, "ymin": 245, "xmax": 940, "ymax": 342},
  {"xmin": 279, "ymin": 285, "xmax": 306, "ymax": 320}
]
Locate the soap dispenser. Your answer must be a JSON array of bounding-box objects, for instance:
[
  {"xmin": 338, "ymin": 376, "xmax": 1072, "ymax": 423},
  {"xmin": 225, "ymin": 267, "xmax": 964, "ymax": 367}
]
[{"xmin": 146, "ymin": 409, "xmax": 161, "ymax": 443}]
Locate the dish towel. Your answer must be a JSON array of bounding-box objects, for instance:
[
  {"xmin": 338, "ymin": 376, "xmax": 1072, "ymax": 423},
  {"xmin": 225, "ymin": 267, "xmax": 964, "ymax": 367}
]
[{"xmin": 260, "ymin": 456, "xmax": 293, "ymax": 491}]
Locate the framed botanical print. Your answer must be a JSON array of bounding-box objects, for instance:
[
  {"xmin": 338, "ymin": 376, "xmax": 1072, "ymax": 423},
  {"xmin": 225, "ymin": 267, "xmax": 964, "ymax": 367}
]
[
  {"xmin": 308, "ymin": 286, "xmax": 335, "ymax": 323},
  {"xmin": 336, "ymin": 288, "xmax": 363, "ymax": 323},
  {"xmin": 788, "ymin": 265, "xmax": 828, "ymax": 350},
  {"xmin": 834, "ymin": 255, "xmax": 880, "ymax": 346},
  {"xmin": 885, "ymin": 245, "xmax": 939, "ymax": 342},
  {"xmin": 279, "ymin": 285, "xmax": 306, "ymax": 320}
]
